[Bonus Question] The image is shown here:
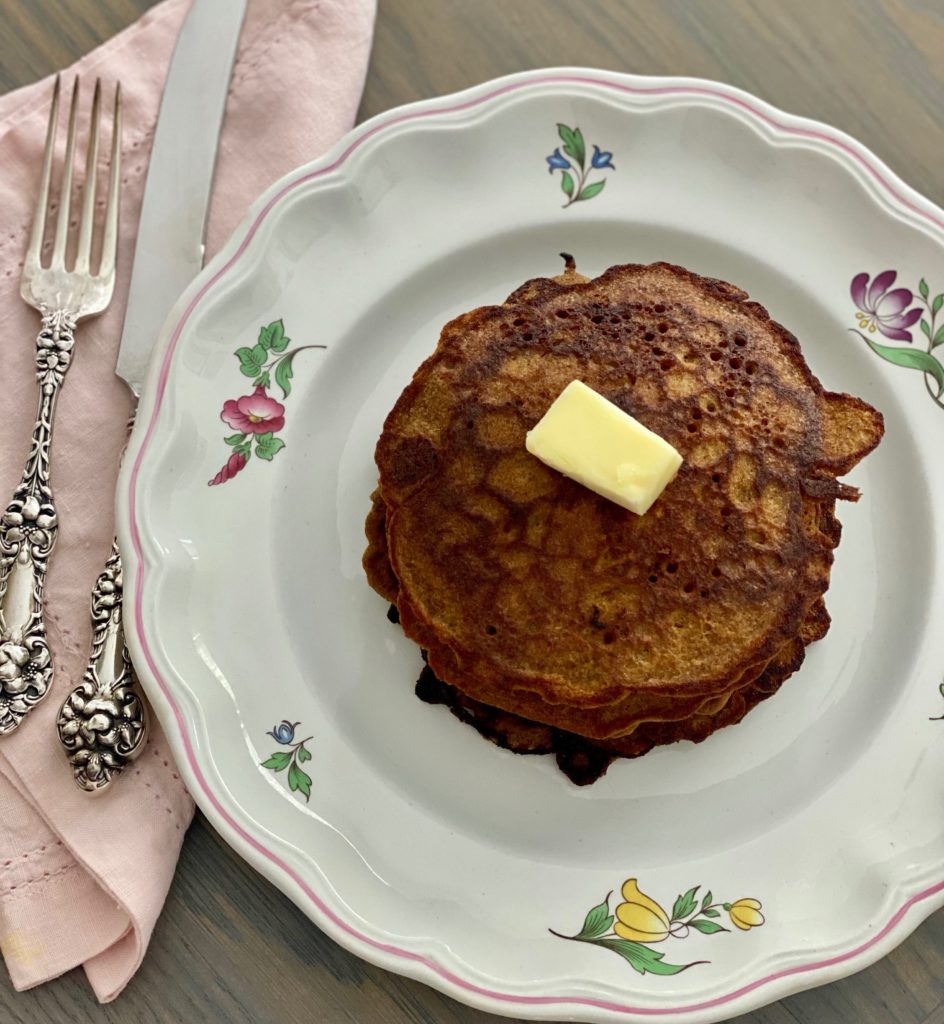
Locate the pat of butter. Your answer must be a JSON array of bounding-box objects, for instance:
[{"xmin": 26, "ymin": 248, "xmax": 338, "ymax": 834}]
[{"xmin": 525, "ymin": 380, "xmax": 682, "ymax": 515}]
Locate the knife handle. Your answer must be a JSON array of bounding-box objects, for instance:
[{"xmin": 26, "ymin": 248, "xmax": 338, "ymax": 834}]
[
  {"xmin": 0, "ymin": 311, "xmax": 77, "ymax": 733},
  {"xmin": 57, "ymin": 417, "xmax": 147, "ymax": 792}
]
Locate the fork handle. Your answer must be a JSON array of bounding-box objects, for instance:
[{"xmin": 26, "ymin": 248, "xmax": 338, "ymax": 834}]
[
  {"xmin": 0, "ymin": 309, "xmax": 77, "ymax": 733},
  {"xmin": 57, "ymin": 532, "xmax": 147, "ymax": 792}
]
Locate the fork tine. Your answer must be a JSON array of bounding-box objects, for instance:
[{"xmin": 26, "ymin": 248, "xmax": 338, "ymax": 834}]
[
  {"xmin": 74, "ymin": 78, "xmax": 102, "ymax": 276},
  {"xmin": 51, "ymin": 78, "xmax": 80, "ymax": 270},
  {"xmin": 24, "ymin": 76, "xmax": 60, "ymax": 272},
  {"xmin": 98, "ymin": 82, "xmax": 121, "ymax": 283}
]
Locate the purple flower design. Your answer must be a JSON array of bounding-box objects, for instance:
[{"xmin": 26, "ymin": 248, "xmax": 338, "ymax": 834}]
[{"xmin": 850, "ymin": 270, "xmax": 922, "ymax": 342}]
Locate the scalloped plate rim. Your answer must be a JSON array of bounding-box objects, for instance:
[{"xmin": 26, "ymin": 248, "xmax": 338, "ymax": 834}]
[{"xmin": 117, "ymin": 67, "xmax": 944, "ymax": 1023}]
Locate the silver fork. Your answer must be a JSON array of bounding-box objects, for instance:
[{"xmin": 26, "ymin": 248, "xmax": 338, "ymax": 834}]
[{"xmin": 0, "ymin": 77, "xmax": 121, "ymax": 734}]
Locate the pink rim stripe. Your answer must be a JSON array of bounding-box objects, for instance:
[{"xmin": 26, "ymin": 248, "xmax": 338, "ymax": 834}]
[{"xmin": 126, "ymin": 74, "xmax": 944, "ymax": 1018}]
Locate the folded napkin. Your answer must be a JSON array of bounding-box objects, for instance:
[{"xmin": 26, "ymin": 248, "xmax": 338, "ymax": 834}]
[{"xmin": 0, "ymin": 0, "xmax": 375, "ymax": 1001}]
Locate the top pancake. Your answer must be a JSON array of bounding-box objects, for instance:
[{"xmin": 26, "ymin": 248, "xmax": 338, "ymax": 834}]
[{"xmin": 369, "ymin": 261, "xmax": 883, "ymax": 739}]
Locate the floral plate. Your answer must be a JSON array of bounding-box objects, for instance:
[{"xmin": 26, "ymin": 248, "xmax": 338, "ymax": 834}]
[{"xmin": 117, "ymin": 69, "xmax": 944, "ymax": 1023}]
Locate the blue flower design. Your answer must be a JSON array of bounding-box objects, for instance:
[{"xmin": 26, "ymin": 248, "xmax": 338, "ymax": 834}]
[
  {"xmin": 546, "ymin": 148, "xmax": 572, "ymax": 173},
  {"xmin": 261, "ymin": 719, "xmax": 314, "ymax": 802},
  {"xmin": 546, "ymin": 125, "xmax": 614, "ymax": 207},
  {"xmin": 267, "ymin": 719, "xmax": 299, "ymax": 744}
]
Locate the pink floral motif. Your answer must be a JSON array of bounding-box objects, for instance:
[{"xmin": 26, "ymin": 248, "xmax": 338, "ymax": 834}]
[
  {"xmin": 221, "ymin": 386, "xmax": 285, "ymax": 435},
  {"xmin": 207, "ymin": 319, "xmax": 324, "ymax": 487},
  {"xmin": 209, "ymin": 451, "xmax": 248, "ymax": 487}
]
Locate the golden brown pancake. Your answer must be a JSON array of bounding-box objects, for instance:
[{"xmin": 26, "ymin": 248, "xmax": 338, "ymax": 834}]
[
  {"xmin": 365, "ymin": 486, "xmax": 827, "ymax": 732},
  {"xmin": 365, "ymin": 259, "xmax": 883, "ymax": 768},
  {"xmin": 413, "ymin": 632, "xmax": 805, "ymax": 784}
]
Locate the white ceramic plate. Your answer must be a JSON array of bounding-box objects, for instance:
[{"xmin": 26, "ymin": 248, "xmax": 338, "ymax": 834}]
[{"xmin": 118, "ymin": 70, "xmax": 944, "ymax": 1023}]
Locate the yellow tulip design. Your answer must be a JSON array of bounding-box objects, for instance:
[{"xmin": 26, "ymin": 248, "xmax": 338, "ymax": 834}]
[
  {"xmin": 553, "ymin": 878, "xmax": 766, "ymax": 977},
  {"xmin": 726, "ymin": 898, "xmax": 765, "ymax": 930},
  {"xmin": 613, "ymin": 878, "xmax": 671, "ymax": 943}
]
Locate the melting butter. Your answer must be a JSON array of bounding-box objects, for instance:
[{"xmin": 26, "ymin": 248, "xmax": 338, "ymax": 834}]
[{"xmin": 525, "ymin": 380, "xmax": 682, "ymax": 515}]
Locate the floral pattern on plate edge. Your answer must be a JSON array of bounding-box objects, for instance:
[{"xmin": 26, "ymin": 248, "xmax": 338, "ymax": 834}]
[
  {"xmin": 261, "ymin": 719, "xmax": 313, "ymax": 801},
  {"xmin": 546, "ymin": 123, "xmax": 613, "ymax": 207},
  {"xmin": 551, "ymin": 879, "xmax": 764, "ymax": 977},
  {"xmin": 208, "ymin": 319, "xmax": 325, "ymax": 485},
  {"xmin": 850, "ymin": 270, "xmax": 944, "ymax": 409},
  {"xmin": 851, "ymin": 272, "xmax": 944, "ymax": 718}
]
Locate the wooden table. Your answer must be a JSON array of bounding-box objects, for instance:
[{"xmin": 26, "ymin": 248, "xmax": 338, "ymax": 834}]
[{"xmin": 1, "ymin": 1, "xmax": 942, "ymax": 1021}]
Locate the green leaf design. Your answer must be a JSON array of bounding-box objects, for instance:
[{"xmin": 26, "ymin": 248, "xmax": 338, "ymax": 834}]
[
  {"xmin": 702, "ymin": 907, "xmax": 721, "ymax": 918},
  {"xmin": 274, "ymin": 350, "xmax": 303, "ymax": 399},
  {"xmin": 671, "ymin": 886, "xmax": 699, "ymax": 922},
  {"xmin": 255, "ymin": 433, "xmax": 286, "ymax": 461},
  {"xmin": 253, "ymin": 371, "xmax": 271, "ymax": 390},
  {"xmin": 919, "ymin": 278, "xmax": 929, "ymax": 300},
  {"xmin": 561, "ymin": 171, "xmax": 575, "ymax": 199},
  {"xmin": 920, "ymin": 319, "xmax": 931, "ymax": 339},
  {"xmin": 224, "ymin": 433, "xmax": 246, "ymax": 446},
  {"xmin": 701, "ymin": 890, "xmax": 713, "ymax": 910},
  {"xmin": 557, "ymin": 123, "xmax": 586, "ymax": 168},
  {"xmin": 575, "ymin": 896, "xmax": 614, "ymax": 941},
  {"xmin": 933, "ymin": 324, "xmax": 944, "ymax": 348},
  {"xmin": 855, "ymin": 330, "xmax": 944, "ymax": 395},
  {"xmin": 576, "ymin": 180, "xmax": 606, "ymax": 202},
  {"xmin": 288, "ymin": 762, "xmax": 312, "ymax": 800},
  {"xmin": 234, "ymin": 441, "xmax": 253, "ymax": 459},
  {"xmin": 261, "ymin": 751, "xmax": 292, "ymax": 771},
  {"xmin": 934, "ymin": 294, "xmax": 944, "ymax": 315},
  {"xmin": 236, "ymin": 346, "xmax": 261, "ymax": 378},
  {"xmin": 251, "ymin": 342, "xmax": 268, "ymax": 365},
  {"xmin": 569, "ymin": 128, "xmax": 586, "ymax": 168},
  {"xmin": 259, "ymin": 319, "xmax": 289, "ymax": 352},
  {"xmin": 689, "ymin": 918, "xmax": 728, "ymax": 935},
  {"xmin": 595, "ymin": 938, "xmax": 698, "ymax": 976},
  {"xmin": 297, "ymin": 743, "xmax": 312, "ymax": 763}
]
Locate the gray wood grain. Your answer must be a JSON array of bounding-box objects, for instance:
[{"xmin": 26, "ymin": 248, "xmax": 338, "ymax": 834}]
[{"xmin": 0, "ymin": 0, "xmax": 941, "ymax": 1021}]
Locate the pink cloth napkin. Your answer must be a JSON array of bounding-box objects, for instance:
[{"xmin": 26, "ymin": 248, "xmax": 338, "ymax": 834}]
[{"xmin": 0, "ymin": 0, "xmax": 375, "ymax": 1001}]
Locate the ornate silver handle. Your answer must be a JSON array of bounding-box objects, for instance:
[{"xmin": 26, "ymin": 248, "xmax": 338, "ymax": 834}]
[
  {"xmin": 0, "ymin": 310, "xmax": 76, "ymax": 733},
  {"xmin": 57, "ymin": 536, "xmax": 147, "ymax": 792}
]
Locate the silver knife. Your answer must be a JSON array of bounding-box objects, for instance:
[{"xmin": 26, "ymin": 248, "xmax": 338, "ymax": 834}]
[{"xmin": 56, "ymin": 0, "xmax": 247, "ymax": 792}]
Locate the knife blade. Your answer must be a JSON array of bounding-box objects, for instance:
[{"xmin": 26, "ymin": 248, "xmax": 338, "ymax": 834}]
[
  {"xmin": 56, "ymin": 0, "xmax": 247, "ymax": 793},
  {"xmin": 118, "ymin": 0, "xmax": 247, "ymax": 395}
]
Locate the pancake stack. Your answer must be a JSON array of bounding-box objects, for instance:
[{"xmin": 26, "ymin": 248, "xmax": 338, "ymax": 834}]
[{"xmin": 364, "ymin": 260, "xmax": 884, "ymax": 783}]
